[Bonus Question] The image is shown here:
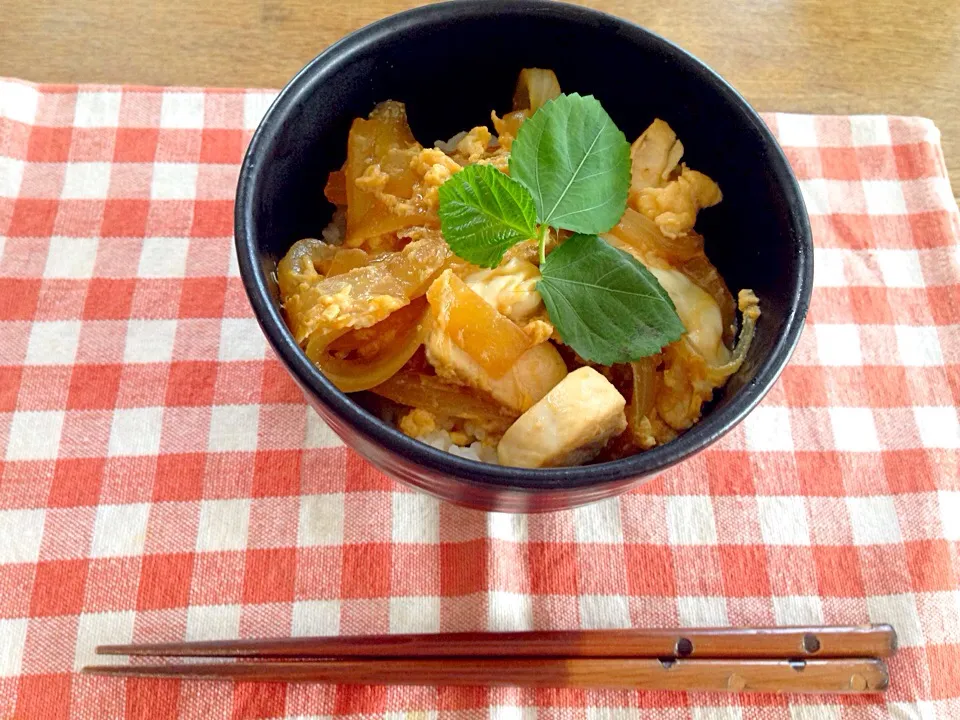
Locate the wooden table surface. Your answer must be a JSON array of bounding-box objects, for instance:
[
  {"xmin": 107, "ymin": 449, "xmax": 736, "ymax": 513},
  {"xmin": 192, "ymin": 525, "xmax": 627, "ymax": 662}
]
[{"xmin": 2, "ymin": 0, "xmax": 958, "ymax": 198}]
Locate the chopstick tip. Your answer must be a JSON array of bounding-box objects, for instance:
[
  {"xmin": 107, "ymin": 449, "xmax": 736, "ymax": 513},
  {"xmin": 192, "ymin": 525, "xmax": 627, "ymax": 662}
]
[{"xmin": 96, "ymin": 644, "xmax": 128, "ymax": 655}]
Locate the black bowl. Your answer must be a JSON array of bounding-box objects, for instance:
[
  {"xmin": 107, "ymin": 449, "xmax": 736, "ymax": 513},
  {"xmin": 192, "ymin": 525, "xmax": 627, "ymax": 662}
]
[{"xmin": 235, "ymin": 0, "xmax": 812, "ymax": 512}]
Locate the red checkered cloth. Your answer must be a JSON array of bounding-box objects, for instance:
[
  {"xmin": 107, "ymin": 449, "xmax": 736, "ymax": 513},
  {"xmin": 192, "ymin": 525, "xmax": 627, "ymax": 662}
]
[{"xmin": 0, "ymin": 77, "xmax": 959, "ymax": 720}]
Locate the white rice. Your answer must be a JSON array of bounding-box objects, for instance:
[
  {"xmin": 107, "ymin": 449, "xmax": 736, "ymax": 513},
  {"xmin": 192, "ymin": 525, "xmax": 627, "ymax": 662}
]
[
  {"xmin": 433, "ymin": 130, "xmax": 468, "ymax": 154},
  {"xmin": 321, "ymin": 207, "xmax": 346, "ymax": 245},
  {"xmin": 420, "ymin": 430, "xmax": 500, "ymax": 465}
]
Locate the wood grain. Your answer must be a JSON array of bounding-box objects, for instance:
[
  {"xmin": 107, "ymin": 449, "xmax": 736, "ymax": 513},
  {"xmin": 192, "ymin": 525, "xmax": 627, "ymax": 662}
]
[
  {"xmin": 83, "ymin": 657, "xmax": 890, "ymax": 693},
  {"xmin": 1, "ymin": 0, "xmax": 957, "ymax": 197},
  {"xmin": 96, "ymin": 625, "xmax": 898, "ymax": 660}
]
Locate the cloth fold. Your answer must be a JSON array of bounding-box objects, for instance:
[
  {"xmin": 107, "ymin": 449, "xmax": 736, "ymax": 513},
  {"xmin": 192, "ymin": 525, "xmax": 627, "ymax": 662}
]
[{"xmin": 1, "ymin": 78, "xmax": 959, "ymax": 719}]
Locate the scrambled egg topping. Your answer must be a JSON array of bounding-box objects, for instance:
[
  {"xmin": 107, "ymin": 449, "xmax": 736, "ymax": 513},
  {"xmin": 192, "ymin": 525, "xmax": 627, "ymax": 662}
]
[{"xmin": 277, "ymin": 70, "xmax": 760, "ymax": 467}]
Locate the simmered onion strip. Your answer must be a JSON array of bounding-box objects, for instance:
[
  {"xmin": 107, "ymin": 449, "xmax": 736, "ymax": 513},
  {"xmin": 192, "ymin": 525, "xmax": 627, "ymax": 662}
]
[
  {"xmin": 280, "ymin": 236, "xmax": 450, "ymax": 343},
  {"xmin": 372, "ymin": 371, "xmax": 519, "ymax": 423},
  {"xmin": 678, "ymin": 255, "xmax": 738, "ymax": 344},
  {"xmin": 702, "ymin": 289, "xmax": 760, "ymax": 383},
  {"xmin": 625, "ymin": 356, "xmax": 660, "ymax": 449},
  {"xmin": 307, "ymin": 298, "xmax": 430, "ymax": 393},
  {"xmin": 610, "ymin": 207, "xmax": 704, "ymax": 264},
  {"xmin": 324, "ymin": 169, "xmax": 347, "ymax": 206},
  {"xmin": 512, "ymin": 68, "xmax": 562, "ymax": 112}
]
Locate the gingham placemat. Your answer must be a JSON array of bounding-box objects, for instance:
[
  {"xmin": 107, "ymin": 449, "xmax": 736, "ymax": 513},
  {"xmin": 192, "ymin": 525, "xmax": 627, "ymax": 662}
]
[{"xmin": 1, "ymin": 78, "xmax": 959, "ymax": 719}]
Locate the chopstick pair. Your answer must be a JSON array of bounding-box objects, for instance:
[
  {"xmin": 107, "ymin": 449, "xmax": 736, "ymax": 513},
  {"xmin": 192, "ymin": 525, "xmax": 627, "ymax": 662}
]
[{"xmin": 83, "ymin": 625, "xmax": 895, "ymax": 694}]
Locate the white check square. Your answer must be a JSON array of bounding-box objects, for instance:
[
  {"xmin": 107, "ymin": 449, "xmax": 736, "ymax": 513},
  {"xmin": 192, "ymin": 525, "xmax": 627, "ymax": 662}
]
[
  {"xmin": 74, "ymin": 91, "xmax": 122, "ymax": 127},
  {"xmin": 6, "ymin": 410, "xmax": 65, "ymax": 461},
  {"xmin": 305, "ymin": 409, "xmax": 343, "ymax": 449},
  {"xmin": 0, "ymin": 157, "xmax": 25, "ymax": 197},
  {"xmin": 799, "ymin": 178, "xmax": 830, "ymax": 215},
  {"xmin": 828, "ymin": 407, "xmax": 881, "ymax": 452},
  {"xmin": 487, "ymin": 591, "xmax": 533, "ymax": 632},
  {"xmin": 137, "ymin": 236, "xmax": 189, "ymax": 278},
  {"xmin": 914, "ymin": 407, "xmax": 960, "ymax": 449},
  {"xmin": 693, "ymin": 708, "xmax": 744, "ymax": 720},
  {"xmin": 849, "ymin": 116, "xmax": 892, "ymax": 147},
  {"xmin": 758, "ymin": 497, "xmax": 811, "ymax": 545},
  {"xmin": 196, "ymin": 498, "xmax": 251, "ymax": 552},
  {"xmin": 486, "ymin": 512, "xmax": 529, "ymax": 543},
  {"xmin": 587, "ymin": 709, "xmax": 638, "ymax": 720},
  {"xmin": 298, "ymin": 494, "xmax": 345, "ymax": 547},
  {"xmin": 108, "ymin": 407, "xmax": 163, "ymax": 456},
  {"xmin": 185, "ymin": 604, "xmax": 242, "ymax": 641},
  {"xmin": 815, "ymin": 324, "xmax": 863, "ymax": 366},
  {"xmin": 677, "ymin": 596, "xmax": 728, "ymax": 626},
  {"xmin": 846, "ymin": 496, "xmax": 902, "ymax": 545},
  {"xmin": 744, "ymin": 406, "xmax": 794, "ymax": 451},
  {"xmin": 776, "ymin": 114, "xmax": 819, "ymax": 147},
  {"xmin": 292, "ymin": 600, "xmax": 341, "ymax": 637},
  {"xmin": 773, "ymin": 595, "xmax": 825, "ymax": 625},
  {"xmin": 812, "ymin": 248, "xmax": 847, "ymax": 288},
  {"xmin": 218, "ymin": 318, "xmax": 267, "ymax": 361},
  {"xmin": 0, "ymin": 618, "xmax": 28, "ymax": 677},
  {"xmin": 790, "ymin": 705, "xmax": 841, "ymax": 720},
  {"xmin": 243, "ymin": 91, "xmax": 277, "ymax": 130},
  {"xmin": 0, "ymin": 509, "xmax": 46, "ymax": 563},
  {"xmin": 74, "ymin": 611, "xmax": 135, "ymax": 670},
  {"xmin": 0, "ymin": 81, "xmax": 39, "ymax": 124},
  {"xmin": 123, "ymin": 319, "xmax": 178, "ymax": 363},
  {"xmin": 391, "ymin": 596, "xmax": 441, "ymax": 633},
  {"xmin": 90, "ymin": 503, "xmax": 151, "ymax": 558},
  {"xmin": 25, "ymin": 319, "xmax": 82, "ymax": 365},
  {"xmin": 208, "ymin": 404, "xmax": 260, "ymax": 452},
  {"xmin": 574, "ymin": 497, "xmax": 625, "ymax": 543},
  {"xmin": 579, "ymin": 594, "xmax": 631, "ymax": 629},
  {"xmin": 160, "ymin": 92, "xmax": 205, "ymax": 128},
  {"xmin": 151, "ymin": 163, "xmax": 199, "ymax": 200},
  {"xmin": 43, "ymin": 237, "xmax": 99, "ymax": 279},
  {"xmin": 667, "ymin": 496, "xmax": 718, "ymax": 545},
  {"xmin": 863, "ymin": 180, "xmax": 907, "ymax": 215},
  {"xmin": 873, "ymin": 249, "xmax": 925, "ymax": 288},
  {"xmin": 939, "ymin": 491, "xmax": 960, "ymax": 541},
  {"xmin": 867, "ymin": 594, "xmax": 923, "ymax": 647},
  {"xmin": 62, "ymin": 162, "xmax": 112, "ymax": 199},
  {"xmin": 392, "ymin": 492, "xmax": 439, "ymax": 544},
  {"xmin": 895, "ymin": 326, "xmax": 944, "ymax": 367}
]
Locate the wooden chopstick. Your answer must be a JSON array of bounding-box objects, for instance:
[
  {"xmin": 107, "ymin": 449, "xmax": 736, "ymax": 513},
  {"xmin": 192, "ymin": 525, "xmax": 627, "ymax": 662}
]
[
  {"xmin": 82, "ymin": 657, "xmax": 889, "ymax": 693},
  {"xmin": 96, "ymin": 625, "xmax": 897, "ymax": 660}
]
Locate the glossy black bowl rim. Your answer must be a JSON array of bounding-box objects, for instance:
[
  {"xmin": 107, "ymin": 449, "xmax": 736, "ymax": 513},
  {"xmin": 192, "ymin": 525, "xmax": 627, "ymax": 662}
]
[{"xmin": 235, "ymin": 0, "xmax": 813, "ymax": 492}]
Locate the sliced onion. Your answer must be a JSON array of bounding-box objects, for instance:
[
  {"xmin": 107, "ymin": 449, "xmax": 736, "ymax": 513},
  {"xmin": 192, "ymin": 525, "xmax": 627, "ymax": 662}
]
[
  {"xmin": 306, "ymin": 299, "xmax": 430, "ymax": 393},
  {"xmin": 326, "ymin": 248, "xmax": 369, "ymax": 277},
  {"xmin": 610, "ymin": 207, "xmax": 704, "ymax": 263},
  {"xmin": 678, "ymin": 254, "xmax": 737, "ymax": 344},
  {"xmin": 324, "ymin": 170, "xmax": 347, "ymax": 206},
  {"xmin": 702, "ymin": 290, "xmax": 760, "ymax": 383},
  {"xmin": 372, "ymin": 371, "xmax": 518, "ymax": 423},
  {"xmin": 512, "ymin": 69, "xmax": 561, "ymax": 112}
]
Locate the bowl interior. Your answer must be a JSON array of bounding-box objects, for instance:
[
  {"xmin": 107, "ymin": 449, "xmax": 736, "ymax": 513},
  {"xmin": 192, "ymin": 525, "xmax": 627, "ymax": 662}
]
[{"xmin": 238, "ymin": 0, "xmax": 811, "ymax": 487}]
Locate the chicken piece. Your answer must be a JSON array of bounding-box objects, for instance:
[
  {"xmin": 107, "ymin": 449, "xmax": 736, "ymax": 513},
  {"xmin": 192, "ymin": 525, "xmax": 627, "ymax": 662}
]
[
  {"xmin": 426, "ymin": 331, "xmax": 567, "ymax": 414},
  {"xmin": 464, "ymin": 258, "xmax": 544, "ymax": 324},
  {"xmin": 629, "ymin": 119, "xmax": 684, "ymax": 193},
  {"xmin": 497, "ymin": 367, "xmax": 628, "ymax": 468},
  {"xmin": 450, "ymin": 126, "xmax": 493, "ymax": 165},
  {"xmin": 635, "ymin": 167, "xmax": 722, "ymax": 238}
]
